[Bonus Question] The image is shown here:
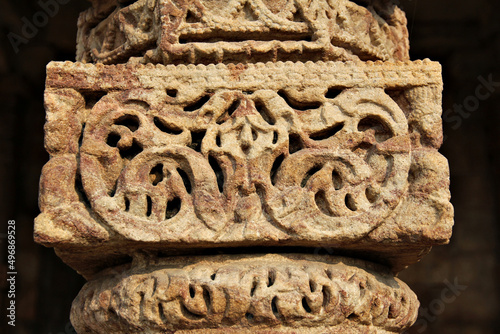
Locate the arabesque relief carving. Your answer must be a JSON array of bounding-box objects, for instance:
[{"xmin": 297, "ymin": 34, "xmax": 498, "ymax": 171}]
[
  {"xmin": 71, "ymin": 255, "xmax": 418, "ymax": 333},
  {"xmin": 36, "ymin": 1, "xmax": 452, "ymax": 333},
  {"xmin": 77, "ymin": 0, "xmax": 409, "ymax": 64},
  {"xmin": 36, "ymin": 60, "xmax": 452, "ymax": 277},
  {"xmin": 81, "ymin": 86, "xmax": 411, "ymax": 240}
]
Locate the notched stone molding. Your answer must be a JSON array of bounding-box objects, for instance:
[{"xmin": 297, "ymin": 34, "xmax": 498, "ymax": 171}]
[
  {"xmin": 35, "ymin": 60, "xmax": 453, "ymax": 277},
  {"xmin": 70, "ymin": 254, "xmax": 418, "ymax": 333},
  {"xmin": 46, "ymin": 59, "xmax": 441, "ymax": 90},
  {"xmin": 77, "ymin": 0, "xmax": 409, "ymax": 64}
]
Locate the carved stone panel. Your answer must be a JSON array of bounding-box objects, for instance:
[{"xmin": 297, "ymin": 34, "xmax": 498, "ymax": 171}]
[
  {"xmin": 76, "ymin": 0, "xmax": 409, "ymax": 64},
  {"xmin": 36, "ymin": 0, "xmax": 453, "ymax": 333},
  {"xmin": 70, "ymin": 254, "xmax": 418, "ymax": 333},
  {"xmin": 35, "ymin": 60, "xmax": 452, "ymax": 277}
]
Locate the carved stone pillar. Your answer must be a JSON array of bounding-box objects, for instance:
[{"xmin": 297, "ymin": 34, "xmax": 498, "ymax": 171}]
[{"xmin": 35, "ymin": 1, "xmax": 453, "ymax": 333}]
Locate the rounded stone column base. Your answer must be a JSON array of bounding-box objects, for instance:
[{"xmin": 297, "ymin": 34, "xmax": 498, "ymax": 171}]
[{"xmin": 71, "ymin": 254, "xmax": 418, "ymax": 333}]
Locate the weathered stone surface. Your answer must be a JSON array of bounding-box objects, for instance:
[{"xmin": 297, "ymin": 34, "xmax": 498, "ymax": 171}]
[
  {"xmin": 35, "ymin": 1, "xmax": 453, "ymax": 333},
  {"xmin": 76, "ymin": 0, "xmax": 409, "ymax": 64},
  {"xmin": 70, "ymin": 254, "xmax": 418, "ymax": 333},
  {"xmin": 35, "ymin": 60, "xmax": 452, "ymax": 277}
]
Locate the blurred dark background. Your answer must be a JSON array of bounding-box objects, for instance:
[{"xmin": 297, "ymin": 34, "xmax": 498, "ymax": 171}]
[{"xmin": 0, "ymin": 0, "xmax": 498, "ymax": 333}]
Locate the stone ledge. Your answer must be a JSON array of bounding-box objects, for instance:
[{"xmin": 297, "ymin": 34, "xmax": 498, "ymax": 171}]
[{"xmin": 46, "ymin": 59, "xmax": 442, "ymax": 91}]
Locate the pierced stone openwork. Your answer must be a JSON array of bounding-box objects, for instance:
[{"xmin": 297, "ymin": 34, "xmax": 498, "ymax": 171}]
[
  {"xmin": 81, "ymin": 86, "xmax": 410, "ymax": 241},
  {"xmin": 36, "ymin": 60, "xmax": 452, "ymax": 277}
]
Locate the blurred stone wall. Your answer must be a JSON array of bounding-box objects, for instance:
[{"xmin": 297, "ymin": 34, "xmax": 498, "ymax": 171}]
[{"xmin": 0, "ymin": 0, "xmax": 498, "ymax": 333}]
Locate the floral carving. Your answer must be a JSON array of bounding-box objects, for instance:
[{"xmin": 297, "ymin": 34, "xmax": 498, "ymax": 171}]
[
  {"xmin": 77, "ymin": 0, "xmax": 409, "ymax": 64},
  {"xmin": 35, "ymin": 61, "xmax": 452, "ymax": 277},
  {"xmin": 71, "ymin": 254, "xmax": 418, "ymax": 333},
  {"xmin": 78, "ymin": 87, "xmax": 410, "ymax": 241},
  {"xmin": 37, "ymin": 1, "xmax": 452, "ymax": 332}
]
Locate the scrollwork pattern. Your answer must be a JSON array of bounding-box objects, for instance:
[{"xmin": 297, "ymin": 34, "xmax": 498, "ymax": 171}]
[
  {"xmin": 71, "ymin": 255, "xmax": 418, "ymax": 333},
  {"xmin": 79, "ymin": 86, "xmax": 410, "ymax": 240},
  {"xmin": 77, "ymin": 0, "xmax": 409, "ymax": 64}
]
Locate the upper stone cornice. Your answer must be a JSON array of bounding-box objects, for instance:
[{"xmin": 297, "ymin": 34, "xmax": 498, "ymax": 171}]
[{"xmin": 77, "ymin": 0, "xmax": 409, "ymax": 65}]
